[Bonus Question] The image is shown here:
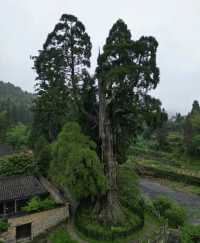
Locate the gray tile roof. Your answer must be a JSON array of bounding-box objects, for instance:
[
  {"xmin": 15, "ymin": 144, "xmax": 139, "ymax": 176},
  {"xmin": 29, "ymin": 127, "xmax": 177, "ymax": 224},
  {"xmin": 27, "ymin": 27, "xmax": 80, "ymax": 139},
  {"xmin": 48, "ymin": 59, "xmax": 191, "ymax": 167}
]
[{"xmin": 0, "ymin": 176, "xmax": 47, "ymax": 202}]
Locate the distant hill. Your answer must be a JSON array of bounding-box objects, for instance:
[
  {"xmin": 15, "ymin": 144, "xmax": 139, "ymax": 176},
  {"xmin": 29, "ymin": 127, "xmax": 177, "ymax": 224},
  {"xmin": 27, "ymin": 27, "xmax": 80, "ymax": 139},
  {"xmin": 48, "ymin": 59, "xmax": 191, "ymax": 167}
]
[{"xmin": 0, "ymin": 81, "xmax": 33, "ymax": 124}]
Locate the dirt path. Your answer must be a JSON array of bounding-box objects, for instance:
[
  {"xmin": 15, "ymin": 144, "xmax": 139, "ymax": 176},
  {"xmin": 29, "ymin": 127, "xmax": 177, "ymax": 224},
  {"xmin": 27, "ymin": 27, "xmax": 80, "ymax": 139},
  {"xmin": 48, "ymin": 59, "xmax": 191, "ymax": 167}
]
[{"xmin": 139, "ymin": 178, "xmax": 200, "ymax": 224}]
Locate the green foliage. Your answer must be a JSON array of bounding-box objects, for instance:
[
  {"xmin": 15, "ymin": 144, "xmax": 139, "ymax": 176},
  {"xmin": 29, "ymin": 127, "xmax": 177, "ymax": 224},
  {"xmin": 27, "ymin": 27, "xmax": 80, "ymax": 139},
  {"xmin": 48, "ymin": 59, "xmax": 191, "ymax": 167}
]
[
  {"xmin": 96, "ymin": 19, "xmax": 163, "ymax": 163},
  {"xmin": 181, "ymin": 224, "xmax": 200, "ymax": 243},
  {"xmin": 48, "ymin": 227, "xmax": 78, "ymax": 243},
  {"xmin": 153, "ymin": 196, "xmax": 186, "ymax": 228},
  {"xmin": 118, "ymin": 160, "xmax": 142, "ymax": 212},
  {"xmin": 0, "ymin": 153, "xmax": 36, "ymax": 176},
  {"xmin": 79, "ymin": 71, "xmax": 98, "ymax": 142},
  {"xmin": 166, "ymin": 132, "xmax": 183, "ymax": 153},
  {"xmin": 6, "ymin": 123, "xmax": 29, "ymax": 150},
  {"xmin": 0, "ymin": 219, "xmax": 9, "ymax": 232},
  {"xmin": 74, "ymin": 160, "xmax": 144, "ymax": 240},
  {"xmin": 75, "ymin": 206, "xmax": 143, "ymax": 241},
  {"xmin": 33, "ymin": 135, "xmax": 52, "ymax": 176},
  {"xmin": 22, "ymin": 196, "xmax": 56, "ymax": 213},
  {"xmin": 184, "ymin": 110, "xmax": 200, "ymax": 156},
  {"xmin": 0, "ymin": 111, "xmax": 9, "ymax": 142},
  {"xmin": 32, "ymin": 14, "xmax": 92, "ymax": 142},
  {"xmin": 49, "ymin": 122, "xmax": 107, "ymax": 200},
  {"xmin": 153, "ymin": 196, "xmax": 172, "ymax": 214},
  {"xmin": 164, "ymin": 206, "xmax": 186, "ymax": 228},
  {"xmin": 142, "ymin": 196, "xmax": 158, "ymax": 216},
  {"xmin": 137, "ymin": 161, "xmax": 200, "ymax": 187},
  {"xmin": 0, "ymin": 81, "xmax": 33, "ymax": 125}
]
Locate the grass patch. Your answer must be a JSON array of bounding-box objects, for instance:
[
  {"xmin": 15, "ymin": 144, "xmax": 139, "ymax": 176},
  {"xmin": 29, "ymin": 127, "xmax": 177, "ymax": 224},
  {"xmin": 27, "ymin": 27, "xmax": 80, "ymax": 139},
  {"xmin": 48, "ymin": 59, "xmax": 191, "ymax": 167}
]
[
  {"xmin": 48, "ymin": 226, "xmax": 78, "ymax": 243},
  {"xmin": 181, "ymin": 224, "xmax": 200, "ymax": 243},
  {"xmin": 31, "ymin": 223, "xmax": 76, "ymax": 243}
]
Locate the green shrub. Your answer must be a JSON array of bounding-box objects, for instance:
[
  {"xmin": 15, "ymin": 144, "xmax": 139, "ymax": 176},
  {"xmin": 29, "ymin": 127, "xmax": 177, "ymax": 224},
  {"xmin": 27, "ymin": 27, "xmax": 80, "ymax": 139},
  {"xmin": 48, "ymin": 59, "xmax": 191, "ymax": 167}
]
[
  {"xmin": 153, "ymin": 196, "xmax": 172, "ymax": 215},
  {"xmin": 137, "ymin": 164, "xmax": 200, "ymax": 187},
  {"xmin": 0, "ymin": 153, "xmax": 37, "ymax": 176},
  {"xmin": 22, "ymin": 196, "xmax": 56, "ymax": 213},
  {"xmin": 48, "ymin": 227, "xmax": 77, "ymax": 243},
  {"xmin": 181, "ymin": 225, "xmax": 200, "ymax": 243},
  {"xmin": 40, "ymin": 197, "xmax": 57, "ymax": 210},
  {"xmin": 49, "ymin": 122, "xmax": 107, "ymax": 201},
  {"xmin": 164, "ymin": 206, "xmax": 186, "ymax": 228},
  {"xmin": 142, "ymin": 195, "xmax": 158, "ymax": 216},
  {"xmin": 153, "ymin": 196, "xmax": 186, "ymax": 228},
  {"xmin": 118, "ymin": 161, "xmax": 143, "ymax": 212},
  {"xmin": 0, "ymin": 219, "xmax": 9, "ymax": 232},
  {"xmin": 6, "ymin": 123, "xmax": 29, "ymax": 150}
]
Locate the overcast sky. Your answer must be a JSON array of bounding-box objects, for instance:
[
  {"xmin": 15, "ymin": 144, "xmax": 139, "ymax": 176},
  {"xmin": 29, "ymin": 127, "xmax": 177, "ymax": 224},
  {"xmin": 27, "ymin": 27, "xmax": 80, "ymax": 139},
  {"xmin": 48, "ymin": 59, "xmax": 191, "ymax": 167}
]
[{"xmin": 0, "ymin": 0, "xmax": 200, "ymax": 115}]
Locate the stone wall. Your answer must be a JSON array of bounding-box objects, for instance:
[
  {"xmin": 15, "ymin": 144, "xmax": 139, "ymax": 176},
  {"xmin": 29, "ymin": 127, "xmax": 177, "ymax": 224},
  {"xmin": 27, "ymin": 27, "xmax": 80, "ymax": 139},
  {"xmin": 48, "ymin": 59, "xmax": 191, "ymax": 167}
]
[{"xmin": 0, "ymin": 205, "xmax": 69, "ymax": 243}]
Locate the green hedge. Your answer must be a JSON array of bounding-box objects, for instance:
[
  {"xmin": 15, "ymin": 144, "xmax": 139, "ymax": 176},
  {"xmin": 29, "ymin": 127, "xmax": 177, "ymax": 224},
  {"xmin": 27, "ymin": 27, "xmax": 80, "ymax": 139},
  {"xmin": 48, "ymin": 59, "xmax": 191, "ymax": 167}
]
[
  {"xmin": 75, "ymin": 206, "xmax": 144, "ymax": 241},
  {"xmin": 132, "ymin": 147, "xmax": 183, "ymax": 167},
  {"xmin": 137, "ymin": 164, "xmax": 200, "ymax": 186},
  {"xmin": 153, "ymin": 196, "xmax": 186, "ymax": 228}
]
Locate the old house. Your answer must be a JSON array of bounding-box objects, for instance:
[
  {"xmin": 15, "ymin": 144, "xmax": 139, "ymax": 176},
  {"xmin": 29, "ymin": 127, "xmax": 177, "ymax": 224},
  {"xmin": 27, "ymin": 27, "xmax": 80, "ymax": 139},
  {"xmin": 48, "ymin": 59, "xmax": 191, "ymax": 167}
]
[{"xmin": 0, "ymin": 176, "xmax": 69, "ymax": 243}]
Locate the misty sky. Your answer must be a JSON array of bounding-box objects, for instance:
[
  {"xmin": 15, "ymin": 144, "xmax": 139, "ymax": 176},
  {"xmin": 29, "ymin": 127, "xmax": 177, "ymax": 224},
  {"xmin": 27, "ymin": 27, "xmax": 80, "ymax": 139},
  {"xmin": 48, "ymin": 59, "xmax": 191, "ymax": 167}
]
[{"xmin": 0, "ymin": 0, "xmax": 200, "ymax": 115}]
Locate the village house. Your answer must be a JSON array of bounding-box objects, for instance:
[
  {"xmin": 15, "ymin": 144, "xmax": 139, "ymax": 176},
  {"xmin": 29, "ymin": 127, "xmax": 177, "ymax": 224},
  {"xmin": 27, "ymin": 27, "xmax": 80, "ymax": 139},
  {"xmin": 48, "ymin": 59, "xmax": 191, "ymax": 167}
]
[{"xmin": 0, "ymin": 175, "xmax": 69, "ymax": 243}]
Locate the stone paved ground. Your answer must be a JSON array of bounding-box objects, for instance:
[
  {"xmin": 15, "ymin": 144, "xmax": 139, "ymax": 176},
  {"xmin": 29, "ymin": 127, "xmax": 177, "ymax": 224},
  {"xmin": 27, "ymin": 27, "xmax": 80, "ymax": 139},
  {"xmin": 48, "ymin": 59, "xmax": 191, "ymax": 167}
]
[{"xmin": 140, "ymin": 178, "xmax": 200, "ymax": 224}]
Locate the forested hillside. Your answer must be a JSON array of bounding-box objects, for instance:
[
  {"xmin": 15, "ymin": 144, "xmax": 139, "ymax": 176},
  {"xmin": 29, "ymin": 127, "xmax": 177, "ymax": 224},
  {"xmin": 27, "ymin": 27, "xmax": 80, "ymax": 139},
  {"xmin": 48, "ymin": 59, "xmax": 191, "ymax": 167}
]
[{"xmin": 0, "ymin": 81, "xmax": 33, "ymax": 124}]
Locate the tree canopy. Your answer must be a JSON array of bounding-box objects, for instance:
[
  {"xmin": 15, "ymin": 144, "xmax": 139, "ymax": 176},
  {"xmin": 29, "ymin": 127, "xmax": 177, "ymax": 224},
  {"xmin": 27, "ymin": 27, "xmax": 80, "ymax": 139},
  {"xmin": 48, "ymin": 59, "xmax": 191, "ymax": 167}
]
[
  {"xmin": 49, "ymin": 122, "xmax": 107, "ymax": 200},
  {"xmin": 97, "ymin": 19, "xmax": 163, "ymax": 163},
  {"xmin": 31, "ymin": 14, "xmax": 92, "ymax": 142}
]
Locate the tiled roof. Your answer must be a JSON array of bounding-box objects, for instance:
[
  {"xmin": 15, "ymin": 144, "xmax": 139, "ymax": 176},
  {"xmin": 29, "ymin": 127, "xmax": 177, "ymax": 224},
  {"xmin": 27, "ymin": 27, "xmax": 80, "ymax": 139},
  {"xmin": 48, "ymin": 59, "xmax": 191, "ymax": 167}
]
[{"xmin": 0, "ymin": 176, "xmax": 47, "ymax": 202}]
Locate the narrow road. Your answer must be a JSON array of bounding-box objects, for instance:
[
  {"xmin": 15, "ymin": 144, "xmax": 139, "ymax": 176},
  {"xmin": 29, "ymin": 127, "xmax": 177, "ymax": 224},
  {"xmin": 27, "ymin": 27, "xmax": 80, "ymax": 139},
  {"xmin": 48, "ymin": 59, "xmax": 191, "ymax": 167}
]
[{"xmin": 139, "ymin": 178, "xmax": 200, "ymax": 224}]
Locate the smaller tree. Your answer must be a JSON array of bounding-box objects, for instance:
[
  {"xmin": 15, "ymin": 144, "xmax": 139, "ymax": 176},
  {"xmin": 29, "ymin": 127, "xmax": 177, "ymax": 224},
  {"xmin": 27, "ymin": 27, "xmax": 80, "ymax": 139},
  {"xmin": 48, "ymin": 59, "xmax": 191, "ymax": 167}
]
[
  {"xmin": 191, "ymin": 100, "xmax": 200, "ymax": 115},
  {"xmin": 184, "ymin": 101, "xmax": 200, "ymax": 155},
  {"xmin": 49, "ymin": 122, "xmax": 107, "ymax": 201},
  {"xmin": 6, "ymin": 123, "xmax": 29, "ymax": 150}
]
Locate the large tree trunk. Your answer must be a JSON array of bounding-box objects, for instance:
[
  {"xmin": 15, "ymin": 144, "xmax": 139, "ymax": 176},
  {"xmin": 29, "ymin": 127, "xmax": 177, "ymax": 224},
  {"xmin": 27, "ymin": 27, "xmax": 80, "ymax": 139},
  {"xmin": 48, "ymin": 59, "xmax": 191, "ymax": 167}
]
[{"xmin": 97, "ymin": 78, "xmax": 125, "ymax": 225}]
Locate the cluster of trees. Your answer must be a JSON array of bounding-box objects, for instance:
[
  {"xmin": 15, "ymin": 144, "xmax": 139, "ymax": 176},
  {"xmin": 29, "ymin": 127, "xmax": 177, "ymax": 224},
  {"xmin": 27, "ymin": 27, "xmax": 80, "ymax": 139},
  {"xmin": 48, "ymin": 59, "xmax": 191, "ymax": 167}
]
[
  {"xmin": 30, "ymin": 14, "xmax": 165, "ymax": 226},
  {"xmin": 184, "ymin": 100, "xmax": 200, "ymax": 155},
  {"xmin": 0, "ymin": 81, "xmax": 33, "ymax": 124},
  {"xmin": 0, "ymin": 81, "xmax": 33, "ymax": 147},
  {"xmin": 143, "ymin": 100, "xmax": 200, "ymax": 157}
]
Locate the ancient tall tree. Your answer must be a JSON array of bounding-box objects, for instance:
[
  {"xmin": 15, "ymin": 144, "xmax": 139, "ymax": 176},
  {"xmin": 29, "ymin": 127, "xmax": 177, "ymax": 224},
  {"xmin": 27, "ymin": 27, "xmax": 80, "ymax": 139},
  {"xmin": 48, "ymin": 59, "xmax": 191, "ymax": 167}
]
[
  {"xmin": 32, "ymin": 15, "xmax": 162, "ymax": 226},
  {"xmin": 96, "ymin": 19, "xmax": 160, "ymax": 224}
]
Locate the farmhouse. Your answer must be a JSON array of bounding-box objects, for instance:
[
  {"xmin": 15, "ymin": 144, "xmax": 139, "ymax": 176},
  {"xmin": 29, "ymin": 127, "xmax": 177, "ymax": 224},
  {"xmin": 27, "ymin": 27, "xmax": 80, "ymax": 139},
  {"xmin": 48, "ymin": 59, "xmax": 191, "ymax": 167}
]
[{"xmin": 0, "ymin": 176, "xmax": 69, "ymax": 243}]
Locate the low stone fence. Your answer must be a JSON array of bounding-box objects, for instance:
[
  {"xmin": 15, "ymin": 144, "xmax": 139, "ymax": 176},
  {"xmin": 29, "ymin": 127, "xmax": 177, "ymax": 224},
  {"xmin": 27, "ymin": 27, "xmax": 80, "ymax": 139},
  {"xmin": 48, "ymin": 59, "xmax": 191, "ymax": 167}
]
[{"xmin": 0, "ymin": 205, "xmax": 69, "ymax": 243}]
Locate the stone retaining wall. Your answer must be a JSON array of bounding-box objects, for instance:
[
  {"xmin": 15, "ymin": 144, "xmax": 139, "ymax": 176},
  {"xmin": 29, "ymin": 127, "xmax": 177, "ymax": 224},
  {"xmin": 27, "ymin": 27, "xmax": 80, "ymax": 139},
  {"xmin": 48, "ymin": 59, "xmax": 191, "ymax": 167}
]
[{"xmin": 0, "ymin": 205, "xmax": 69, "ymax": 243}]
